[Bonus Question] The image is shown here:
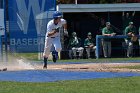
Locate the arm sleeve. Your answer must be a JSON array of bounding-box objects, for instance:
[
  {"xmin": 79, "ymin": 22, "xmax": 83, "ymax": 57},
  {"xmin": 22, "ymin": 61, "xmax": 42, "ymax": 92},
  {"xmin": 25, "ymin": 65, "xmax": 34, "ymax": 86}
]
[
  {"xmin": 124, "ymin": 27, "xmax": 128, "ymax": 35},
  {"xmin": 47, "ymin": 23, "xmax": 52, "ymax": 32},
  {"xmin": 102, "ymin": 28, "xmax": 106, "ymax": 35}
]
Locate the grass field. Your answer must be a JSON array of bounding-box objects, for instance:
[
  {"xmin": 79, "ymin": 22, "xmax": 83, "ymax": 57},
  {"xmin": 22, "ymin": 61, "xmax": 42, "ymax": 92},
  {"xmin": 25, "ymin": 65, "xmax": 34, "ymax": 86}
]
[
  {"xmin": 0, "ymin": 76, "xmax": 140, "ymax": 93},
  {"xmin": 9, "ymin": 53, "xmax": 140, "ymax": 62},
  {"xmin": 116, "ymin": 65, "xmax": 140, "ymax": 69}
]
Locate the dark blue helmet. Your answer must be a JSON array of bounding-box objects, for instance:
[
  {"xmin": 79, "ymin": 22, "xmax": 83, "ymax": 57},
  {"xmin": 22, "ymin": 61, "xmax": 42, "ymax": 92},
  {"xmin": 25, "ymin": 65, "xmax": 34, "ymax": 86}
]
[{"xmin": 53, "ymin": 11, "xmax": 63, "ymax": 19}]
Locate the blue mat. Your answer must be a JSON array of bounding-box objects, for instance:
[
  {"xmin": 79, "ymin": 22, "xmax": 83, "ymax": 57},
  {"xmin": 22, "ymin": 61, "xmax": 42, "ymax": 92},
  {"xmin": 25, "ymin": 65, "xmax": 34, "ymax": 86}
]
[{"xmin": 0, "ymin": 70, "xmax": 140, "ymax": 82}]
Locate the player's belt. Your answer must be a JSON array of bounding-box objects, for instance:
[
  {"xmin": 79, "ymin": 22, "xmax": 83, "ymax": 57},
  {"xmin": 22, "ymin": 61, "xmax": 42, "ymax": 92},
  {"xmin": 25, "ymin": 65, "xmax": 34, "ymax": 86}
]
[
  {"xmin": 48, "ymin": 36, "xmax": 58, "ymax": 38},
  {"xmin": 50, "ymin": 37, "xmax": 55, "ymax": 38}
]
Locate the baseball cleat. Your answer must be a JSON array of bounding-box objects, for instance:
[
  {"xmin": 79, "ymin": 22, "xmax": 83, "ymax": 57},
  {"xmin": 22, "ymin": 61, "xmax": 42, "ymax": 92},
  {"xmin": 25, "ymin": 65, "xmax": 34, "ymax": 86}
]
[
  {"xmin": 0, "ymin": 68, "xmax": 7, "ymax": 71},
  {"xmin": 43, "ymin": 65, "xmax": 47, "ymax": 69},
  {"xmin": 3, "ymin": 68, "xmax": 7, "ymax": 71},
  {"xmin": 52, "ymin": 54, "xmax": 56, "ymax": 63}
]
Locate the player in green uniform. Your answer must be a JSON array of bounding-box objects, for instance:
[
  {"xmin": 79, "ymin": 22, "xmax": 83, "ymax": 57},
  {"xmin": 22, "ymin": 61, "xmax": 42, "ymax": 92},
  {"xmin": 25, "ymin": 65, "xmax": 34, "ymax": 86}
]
[
  {"xmin": 68, "ymin": 32, "xmax": 84, "ymax": 59},
  {"xmin": 102, "ymin": 22, "xmax": 116, "ymax": 58},
  {"xmin": 124, "ymin": 22, "xmax": 137, "ymax": 57},
  {"xmin": 84, "ymin": 32, "xmax": 96, "ymax": 59}
]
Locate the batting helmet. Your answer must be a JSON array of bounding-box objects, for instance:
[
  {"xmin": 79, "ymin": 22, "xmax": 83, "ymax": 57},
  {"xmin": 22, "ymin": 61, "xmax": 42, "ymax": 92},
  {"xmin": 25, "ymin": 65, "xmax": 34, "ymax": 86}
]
[{"xmin": 53, "ymin": 11, "xmax": 63, "ymax": 19}]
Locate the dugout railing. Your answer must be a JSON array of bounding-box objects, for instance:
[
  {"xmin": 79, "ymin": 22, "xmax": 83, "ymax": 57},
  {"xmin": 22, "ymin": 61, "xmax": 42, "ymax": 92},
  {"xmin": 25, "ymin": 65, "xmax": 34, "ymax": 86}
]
[{"xmin": 96, "ymin": 35, "xmax": 140, "ymax": 59}]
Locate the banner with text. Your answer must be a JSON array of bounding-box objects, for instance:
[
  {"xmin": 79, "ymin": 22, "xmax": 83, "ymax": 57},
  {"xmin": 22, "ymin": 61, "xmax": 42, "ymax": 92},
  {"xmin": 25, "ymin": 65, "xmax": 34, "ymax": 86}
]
[
  {"xmin": 8, "ymin": 0, "xmax": 56, "ymax": 52},
  {"xmin": 0, "ymin": 9, "xmax": 5, "ymax": 35}
]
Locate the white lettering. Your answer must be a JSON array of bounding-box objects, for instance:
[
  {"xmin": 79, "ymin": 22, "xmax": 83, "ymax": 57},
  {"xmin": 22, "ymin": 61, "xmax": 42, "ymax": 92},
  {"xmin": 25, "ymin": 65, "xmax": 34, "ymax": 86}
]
[
  {"xmin": 34, "ymin": 39, "xmax": 38, "ymax": 45},
  {"xmin": 10, "ymin": 39, "xmax": 15, "ymax": 45},
  {"xmin": 17, "ymin": 39, "xmax": 21, "ymax": 45},
  {"xmin": 22, "ymin": 38, "xmax": 27, "ymax": 45},
  {"xmin": 10, "ymin": 38, "xmax": 45, "ymax": 46},
  {"xmin": 28, "ymin": 39, "xmax": 32, "ymax": 45}
]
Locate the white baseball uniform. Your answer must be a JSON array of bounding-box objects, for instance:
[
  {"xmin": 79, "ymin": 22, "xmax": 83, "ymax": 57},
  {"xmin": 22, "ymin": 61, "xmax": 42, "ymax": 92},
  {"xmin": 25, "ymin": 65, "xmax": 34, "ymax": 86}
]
[{"xmin": 43, "ymin": 18, "xmax": 66, "ymax": 58}]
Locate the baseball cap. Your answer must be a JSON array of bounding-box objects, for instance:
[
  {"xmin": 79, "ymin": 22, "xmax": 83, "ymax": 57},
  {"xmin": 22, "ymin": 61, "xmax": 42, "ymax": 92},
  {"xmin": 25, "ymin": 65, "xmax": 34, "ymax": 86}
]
[
  {"xmin": 129, "ymin": 22, "xmax": 133, "ymax": 25},
  {"xmin": 87, "ymin": 32, "xmax": 92, "ymax": 36},
  {"xmin": 106, "ymin": 22, "xmax": 111, "ymax": 26},
  {"xmin": 72, "ymin": 32, "xmax": 77, "ymax": 36}
]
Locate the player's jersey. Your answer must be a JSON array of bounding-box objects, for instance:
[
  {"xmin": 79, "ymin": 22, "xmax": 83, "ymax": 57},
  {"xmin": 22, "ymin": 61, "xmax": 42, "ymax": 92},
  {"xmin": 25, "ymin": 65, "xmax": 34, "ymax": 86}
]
[
  {"xmin": 125, "ymin": 26, "xmax": 136, "ymax": 35},
  {"xmin": 102, "ymin": 27, "xmax": 114, "ymax": 34},
  {"xmin": 102, "ymin": 27, "xmax": 114, "ymax": 41},
  {"xmin": 46, "ymin": 19, "xmax": 66, "ymax": 38}
]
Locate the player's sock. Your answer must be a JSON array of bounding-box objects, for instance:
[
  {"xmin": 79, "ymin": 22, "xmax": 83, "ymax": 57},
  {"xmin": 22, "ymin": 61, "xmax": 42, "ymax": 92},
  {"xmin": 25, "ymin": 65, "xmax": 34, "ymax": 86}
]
[
  {"xmin": 43, "ymin": 57, "xmax": 48, "ymax": 69},
  {"xmin": 52, "ymin": 54, "xmax": 56, "ymax": 63},
  {"xmin": 55, "ymin": 51, "xmax": 58, "ymax": 59},
  {"xmin": 52, "ymin": 51, "xmax": 58, "ymax": 63}
]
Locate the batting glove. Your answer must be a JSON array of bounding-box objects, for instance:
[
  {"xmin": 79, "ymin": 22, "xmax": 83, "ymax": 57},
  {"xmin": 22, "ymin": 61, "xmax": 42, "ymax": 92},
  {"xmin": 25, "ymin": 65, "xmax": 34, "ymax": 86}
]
[{"xmin": 55, "ymin": 27, "xmax": 60, "ymax": 32}]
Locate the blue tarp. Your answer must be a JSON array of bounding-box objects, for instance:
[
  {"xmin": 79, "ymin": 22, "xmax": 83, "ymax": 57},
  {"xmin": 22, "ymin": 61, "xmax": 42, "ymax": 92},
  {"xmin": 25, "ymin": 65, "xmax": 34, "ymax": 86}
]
[{"xmin": 0, "ymin": 70, "xmax": 140, "ymax": 82}]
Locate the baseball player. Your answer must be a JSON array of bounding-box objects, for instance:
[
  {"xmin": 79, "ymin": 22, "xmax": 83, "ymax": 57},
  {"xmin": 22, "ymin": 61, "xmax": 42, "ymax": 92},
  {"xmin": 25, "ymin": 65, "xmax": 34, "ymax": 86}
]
[
  {"xmin": 84, "ymin": 32, "xmax": 96, "ymax": 59},
  {"xmin": 43, "ymin": 11, "xmax": 68, "ymax": 69},
  {"xmin": 124, "ymin": 22, "xmax": 137, "ymax": 57},
  {"xmin": 102, "ymin": 22, "xmax": 116, "ymax": 58},
  {"xmin": 68, "ymin": 32, "xmax": 84, "ymax": 59}
]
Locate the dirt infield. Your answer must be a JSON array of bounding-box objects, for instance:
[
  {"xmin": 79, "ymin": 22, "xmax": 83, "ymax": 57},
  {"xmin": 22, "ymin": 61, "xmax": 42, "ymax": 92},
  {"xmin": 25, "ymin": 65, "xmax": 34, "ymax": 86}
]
[
  {"xmin": 1, "ymin": 60, "xmax": 140, "ymax": 72},
  {"xmin": 47, "ymin": 63, "xmax": 140, "ymax": 72}
]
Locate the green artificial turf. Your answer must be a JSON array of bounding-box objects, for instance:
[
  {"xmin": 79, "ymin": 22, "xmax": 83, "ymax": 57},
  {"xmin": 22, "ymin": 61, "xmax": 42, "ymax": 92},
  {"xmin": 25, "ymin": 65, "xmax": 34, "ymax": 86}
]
[{"xmin": 0, "ymin": 77, "xmax": 140, "ymax": 93}]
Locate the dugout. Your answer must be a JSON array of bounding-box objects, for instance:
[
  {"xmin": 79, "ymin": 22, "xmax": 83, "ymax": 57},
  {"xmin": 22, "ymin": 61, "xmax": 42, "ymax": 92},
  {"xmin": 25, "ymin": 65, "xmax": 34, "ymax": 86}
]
[{"xmin": 57, "ymin": 3, "xmax": 140, "ymax": 59}]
